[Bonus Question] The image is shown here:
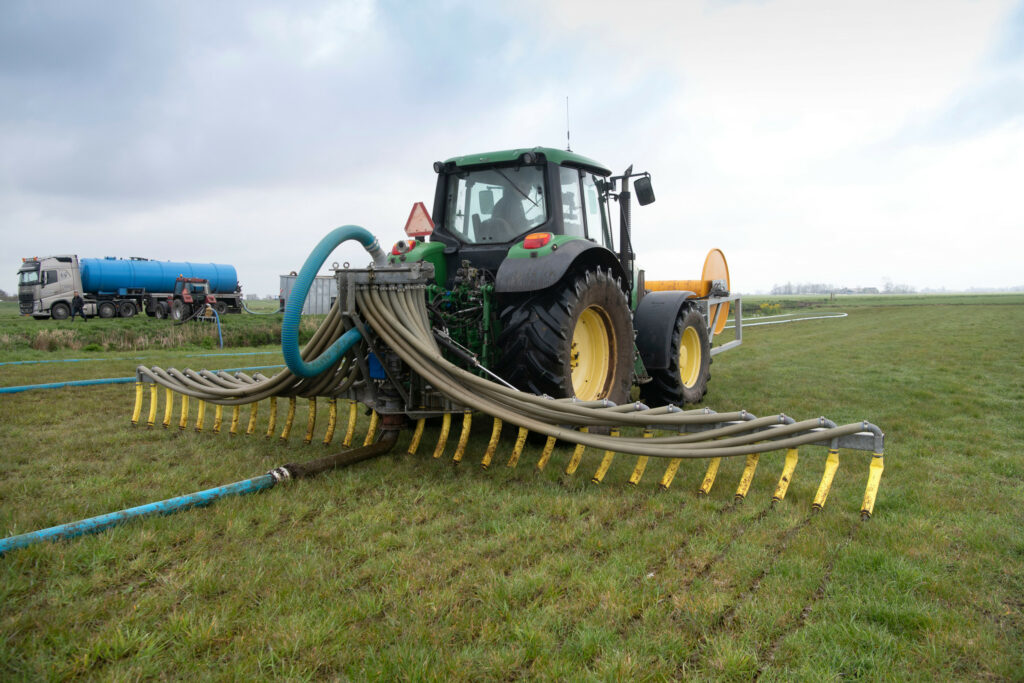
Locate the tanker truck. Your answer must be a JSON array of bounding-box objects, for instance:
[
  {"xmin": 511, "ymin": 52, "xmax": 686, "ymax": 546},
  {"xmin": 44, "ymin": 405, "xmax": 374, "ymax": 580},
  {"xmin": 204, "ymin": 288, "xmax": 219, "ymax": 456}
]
[{"xmin": 16, "ymin": 255, "xmax": 242, "ymax": 320}]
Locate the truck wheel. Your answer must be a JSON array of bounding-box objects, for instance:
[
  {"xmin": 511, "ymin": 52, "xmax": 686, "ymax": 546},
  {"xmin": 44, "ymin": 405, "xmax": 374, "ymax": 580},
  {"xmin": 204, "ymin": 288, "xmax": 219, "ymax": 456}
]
[
  {"xmin": 154, "ymin": 302, "xmax": 168, "ymax": 319},
  {"xmin": 497, "ymin": 267, "xmax": 633, "ymax": 403},
  {"xmin": 118, "ymin": 301, "xmax": 137, "ymax": 318},
  {"xmin": 98, "ymin": 302, "xmax": 117, "ymax": 319},
  {"xmin": 640, "ymin": 305, "xmax": 711, "ymax": 407},
  {"xmin": 51, "ymin": 302, "xmax": 70, "ymax": 320}
]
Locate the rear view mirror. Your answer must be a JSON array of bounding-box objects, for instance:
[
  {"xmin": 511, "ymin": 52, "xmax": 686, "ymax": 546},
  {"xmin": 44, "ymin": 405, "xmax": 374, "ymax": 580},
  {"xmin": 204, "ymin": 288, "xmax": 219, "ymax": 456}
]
[
  {"xmin": 634, "ymin": 176, "xmax": 655, "ymax": 206},
  {"xmin": 480, "ymin": 190, "xmax": 495, "ymax": 214}
]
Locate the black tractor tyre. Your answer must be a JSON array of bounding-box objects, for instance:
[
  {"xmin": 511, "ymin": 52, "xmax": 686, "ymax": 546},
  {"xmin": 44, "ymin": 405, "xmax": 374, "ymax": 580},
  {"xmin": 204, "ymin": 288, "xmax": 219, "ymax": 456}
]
[
  {"xmin": 51, "ymin": 302, "xmax": 70, "ymax": 320},
  {"xmin": 98, "ymin": 301, "xmax": 117, "ymax": 319},
  {"xmin": 640, "ymin": 304, "xmax": 711, "ymax": 407},
  {"xmin": 171, "ymin": 299, "xmax": 187, "ymax": 321},
  {"xmin": 496, "ymin": 267, "xmax": 634, "ymax": 404},
  {"xmin": 118, "ymin": 301, "xmax": 137, "ymax": 318}
]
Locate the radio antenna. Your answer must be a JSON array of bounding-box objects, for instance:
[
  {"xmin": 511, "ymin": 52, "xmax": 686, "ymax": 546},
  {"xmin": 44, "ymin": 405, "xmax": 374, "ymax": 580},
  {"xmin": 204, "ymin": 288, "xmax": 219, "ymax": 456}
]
[{"xmin": 565, "ymin": 96, "xmax": 572, "ymax": 152}]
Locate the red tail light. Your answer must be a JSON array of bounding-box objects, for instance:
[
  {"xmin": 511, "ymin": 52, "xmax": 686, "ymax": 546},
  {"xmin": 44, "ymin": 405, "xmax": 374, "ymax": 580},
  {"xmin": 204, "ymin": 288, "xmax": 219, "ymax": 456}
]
[{"xmin": 523, "ymin": 232, "xmax": 552, "ymax": 249}]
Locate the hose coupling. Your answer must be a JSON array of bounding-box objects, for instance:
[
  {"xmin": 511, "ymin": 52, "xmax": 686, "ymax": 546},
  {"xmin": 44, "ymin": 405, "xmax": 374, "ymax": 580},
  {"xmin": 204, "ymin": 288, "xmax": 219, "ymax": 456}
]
[{"xmin": 268, "ymin": 466, "xmax": 293, "ymax": 483}]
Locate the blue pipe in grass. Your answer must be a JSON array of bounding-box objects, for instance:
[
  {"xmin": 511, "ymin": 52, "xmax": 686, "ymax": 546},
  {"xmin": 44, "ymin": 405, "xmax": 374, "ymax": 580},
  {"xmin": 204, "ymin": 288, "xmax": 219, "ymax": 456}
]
[
  {"xmin": 281, "ymin": 225, "xmax": 386, "ymax": 378},
  {"xmin": 0, "ymin": 474, "xmax": 276, "ymax": 556}
]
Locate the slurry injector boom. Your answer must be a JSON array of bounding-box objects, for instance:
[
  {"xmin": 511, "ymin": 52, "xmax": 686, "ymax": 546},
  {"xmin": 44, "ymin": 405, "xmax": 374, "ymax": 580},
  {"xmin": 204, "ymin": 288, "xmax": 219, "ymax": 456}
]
[{"xmin": 1, "ymin": 148, "xmax": 885, "ymax": 556}]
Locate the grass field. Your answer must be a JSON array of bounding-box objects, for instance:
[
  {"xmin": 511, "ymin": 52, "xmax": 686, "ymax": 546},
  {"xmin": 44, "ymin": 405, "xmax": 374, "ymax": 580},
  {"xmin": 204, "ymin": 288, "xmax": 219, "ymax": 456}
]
[{"xmin": 1, "ymin": 295, "xmax": 1022, "ymax": 680}]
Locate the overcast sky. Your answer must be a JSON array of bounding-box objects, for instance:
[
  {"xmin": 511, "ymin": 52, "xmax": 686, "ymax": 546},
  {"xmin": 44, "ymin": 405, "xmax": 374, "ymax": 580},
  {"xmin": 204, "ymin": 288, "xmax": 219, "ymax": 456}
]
[{"xmin": 2, "ymin": 0, "xmax": 1022, "ymax": 296}]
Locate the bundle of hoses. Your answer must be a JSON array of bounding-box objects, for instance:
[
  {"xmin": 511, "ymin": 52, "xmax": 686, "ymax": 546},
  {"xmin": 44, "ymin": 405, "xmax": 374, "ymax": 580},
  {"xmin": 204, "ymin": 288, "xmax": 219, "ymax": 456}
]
[
  {"xmin": 136, "ymin": 297, "xmax": 358, "ymax": 405},
  {"xmin": 357, "ymin": 284, "xmax": 880, "ymax": 460}
]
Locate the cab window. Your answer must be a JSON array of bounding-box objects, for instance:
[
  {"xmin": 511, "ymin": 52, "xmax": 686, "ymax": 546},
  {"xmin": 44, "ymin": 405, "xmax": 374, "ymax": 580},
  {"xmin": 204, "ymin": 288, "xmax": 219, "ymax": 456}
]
[
  {"xmin": 444, "ymin": 165, "xmax": 547, "ymax": 244},
  {"xmin": 559, "ymin": 167, "xmax": 585, "ymax": 238},
  {"xmin": 581, "ymin": 172, "xmax": 612, "ymax": 250}
]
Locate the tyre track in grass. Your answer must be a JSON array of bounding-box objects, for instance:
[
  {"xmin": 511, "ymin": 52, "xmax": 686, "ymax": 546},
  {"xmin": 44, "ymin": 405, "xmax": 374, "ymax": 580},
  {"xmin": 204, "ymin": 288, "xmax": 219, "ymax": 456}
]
[
  {"xmin": 682, "ymin": 512, "xmax": 815, "ymax": 670},
  {"xmin": 753, "ymin": 519, "xmax": 861, "ymax": 679}
]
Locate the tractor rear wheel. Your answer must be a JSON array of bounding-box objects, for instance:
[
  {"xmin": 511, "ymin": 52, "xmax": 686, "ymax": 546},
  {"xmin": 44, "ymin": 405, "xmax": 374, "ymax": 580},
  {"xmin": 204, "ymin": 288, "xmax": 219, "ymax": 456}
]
[
  {"xmin": 497, "ymin": 268, "xmax": 633, "ymax": 404},
  {"xmin": 171, "ymin": 300, "xmax": 188, "ymax": 321},
  {"xmin": 640, "ymin": 304, "xmax": 711, "ymax": 407}
]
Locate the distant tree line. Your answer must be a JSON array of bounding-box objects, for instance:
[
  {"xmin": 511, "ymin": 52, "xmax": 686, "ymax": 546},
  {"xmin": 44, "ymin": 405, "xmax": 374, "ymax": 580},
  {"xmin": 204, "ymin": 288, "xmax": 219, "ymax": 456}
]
[
  {"xmin": 770, "ymin": 280, "xmax": 915, "ymax": 295},
  {"xmin": 0, "ymin": 289, "xmax": 15, "ymax": 301}
]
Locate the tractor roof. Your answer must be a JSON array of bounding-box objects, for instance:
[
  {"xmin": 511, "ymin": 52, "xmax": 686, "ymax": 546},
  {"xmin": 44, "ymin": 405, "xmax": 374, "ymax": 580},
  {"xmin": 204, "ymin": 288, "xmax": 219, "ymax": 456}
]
[{"xmin": 444, "ymin": 146, "xmax": 612, "ymax": 176}]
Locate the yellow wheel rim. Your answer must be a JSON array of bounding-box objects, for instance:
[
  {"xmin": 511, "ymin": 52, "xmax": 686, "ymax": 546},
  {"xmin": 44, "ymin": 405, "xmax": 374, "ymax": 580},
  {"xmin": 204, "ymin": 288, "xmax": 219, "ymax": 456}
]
[
  {"xmin": 679, "ymin": 326, "xmax": 701, "ymax": 388},
  {"xmin": 570, "ymin": 306, "xmax": 614, "ymax": 401}
]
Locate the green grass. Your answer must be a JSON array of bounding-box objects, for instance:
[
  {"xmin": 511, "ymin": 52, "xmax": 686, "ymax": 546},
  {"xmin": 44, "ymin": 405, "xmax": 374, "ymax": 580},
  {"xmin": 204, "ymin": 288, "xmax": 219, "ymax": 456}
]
[
  {"xmin": 0, "ymin": 300, "xmax": 310, "ymax": 353},
  {"xmin": 1, "ymin": 295, "xmax": 1022, "ymax": 680}
]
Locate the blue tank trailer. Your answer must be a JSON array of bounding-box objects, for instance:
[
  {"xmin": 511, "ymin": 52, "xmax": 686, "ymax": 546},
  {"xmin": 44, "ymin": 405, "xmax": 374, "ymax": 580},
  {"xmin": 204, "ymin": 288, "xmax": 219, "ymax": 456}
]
[{"xmin": 16, "ymin": 254, "xmax": 242, "ymax": 319}]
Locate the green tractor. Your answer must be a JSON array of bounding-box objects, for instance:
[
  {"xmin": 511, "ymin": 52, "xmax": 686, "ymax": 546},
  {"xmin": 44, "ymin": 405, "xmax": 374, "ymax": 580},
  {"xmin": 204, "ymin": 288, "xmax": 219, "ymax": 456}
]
[{"xmin": 388, "ymin": 146, "xmax": 739, "ymax": 408}]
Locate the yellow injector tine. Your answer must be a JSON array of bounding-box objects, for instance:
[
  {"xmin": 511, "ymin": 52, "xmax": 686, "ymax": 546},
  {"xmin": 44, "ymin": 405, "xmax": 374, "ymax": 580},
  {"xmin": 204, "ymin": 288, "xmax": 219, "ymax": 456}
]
[
  {"xmin": 162, "ymin": 388, "xmax": 173, "ymax": 429},
  {"xmin": 214, "ymin": 404, "xmax": 223, "ymax": 433},
  {"xmin": 195, "ymin": 400, "xmax": 206, "ymax": 432},
  {"xmin": 342, "ymin": 401, "xmax": 358, "ymax": 447},
  {"xmin": 734, "ymin": 454, "xmax": 760, "ymax": 501},
  {"xmin": 363, "ymin": 411, "xmax": 380, "ymax": 446},
  {"xmin": 146, "ymin": 384, "xmax": 158, "ymax": 428},
  {"xmin": 481, "ymin": 418, "xmax": 502, "ymax": 469},
  {"xmin": 265, "ymin": 396, "xmax": 277, "ymax": 438},
  {"xmin": 536, "ymin": 436, "xmax": 557, "ymax": 471},
  {"xmin": 860, "ymin": 453, "xmax": 884, "ymax": 520},
  {"xmin": 279, "ymin": 397, "xmax": 295, "ymax": 440},
  {"xmin": 229, "ymin": 405, "xmax": 241, "ymax": 436},
  {"xmin": 660, "ymin": 459, "xmax": 682, "ymax": 489},
  {"xmin": 323, "ymin": 399, "xmax": 337, "ymax": 445},
  {"xmin": 772, "ymin": 448, "xmax": 799, "ymax": 504},
  {"xmin": 698, "ymin": 457, "xmax": 721, "ymax": 496},
  {"xmin": 506, "ymin": 426, "xmax": 528, "ymax": 468},
  {"xmin": 432, "ymin": 413, "xmax": 451, "ymax": 459},
  {"xmin": 131, "ymin": 381, "xmax": 143, "ymax": 426},
  {"xmin": 628, "ymin": 429, "xmax": 654, "ymax": 485},
  {"xmin": 304, "ymin": 398, "xmax": 317, "ymax": 444},
  {"xmin": 178, "ymin": 395, "xmax": 189, "ymax": 431},
  {"xmin": 565, "ymin": 427, "xmax": 588, "ymax": 475},
  {"xmin": 812, "ymin": 449, "xmax": 840, "ymax": 511},
  {"xmin": 453, "ymin": 412, "xmax": 472, "ymax": 463},
  {"xmin": 592, "ymin": 429, "xmax": 620, "ymax": 483},
  {"xmin": 408, "ymin": 418, "xmax": 426, "ymax": 455},
  {"xmin": 246, "ymin": 401, "xmax": 260, "ymax": 436}
]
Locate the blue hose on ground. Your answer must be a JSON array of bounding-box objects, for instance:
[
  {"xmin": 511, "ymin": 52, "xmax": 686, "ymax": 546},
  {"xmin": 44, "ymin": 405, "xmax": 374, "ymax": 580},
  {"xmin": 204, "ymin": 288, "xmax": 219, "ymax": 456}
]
[
  {"xmin": 0, "ymin": 365, "xmax": 285, "ymax": 394},
  {"xmin": 0, "ymin": 475, "xmax": 276, "ymax": 556},
  {"xmin": 0, "ymin": 431, "xmax": 398, "ymax": 556},
  {"xmin": 281, "ymin": 225, "xmax": 386, "ymax": 378}
]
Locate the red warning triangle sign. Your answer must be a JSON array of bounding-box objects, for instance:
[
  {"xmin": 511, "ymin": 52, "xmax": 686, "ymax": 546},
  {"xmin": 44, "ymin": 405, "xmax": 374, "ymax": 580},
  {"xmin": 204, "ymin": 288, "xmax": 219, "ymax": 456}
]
[{"xmin": 404, "ymin": 202, "xmax": 434, "ymax": 237}]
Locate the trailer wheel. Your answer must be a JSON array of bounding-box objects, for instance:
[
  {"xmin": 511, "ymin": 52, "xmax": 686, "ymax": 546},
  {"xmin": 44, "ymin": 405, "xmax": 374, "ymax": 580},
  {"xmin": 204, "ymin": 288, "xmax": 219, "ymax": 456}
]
[
  {"xmin": 118, "ymin": 301, "xmax": 137, "ymax": 318},
  {"xmin": 154, "ymin": 302, "xmax": 168, "ymax": 319},
  {"xmin": 98, "ymin": 302, "xmax": 117, "ymax": 319},
  {"xmin": 51, "ymin": 302, "xmax": 70, "ymax": 320},
  {"xmin": 214, "ymin": 301, "xmax": 228, "ymax": 315},
  {"xmin": 640, "ymin": 304, "xmax": 711, "ymax": 407},
  {"xmin": 496, "ymin": 267, "xmax": 633, "ymax": 403}
]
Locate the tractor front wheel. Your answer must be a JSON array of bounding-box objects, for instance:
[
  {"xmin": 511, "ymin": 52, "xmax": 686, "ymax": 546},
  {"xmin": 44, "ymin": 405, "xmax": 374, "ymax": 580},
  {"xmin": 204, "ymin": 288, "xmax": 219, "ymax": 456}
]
[
  {"xmin": 640, "ymin": 304, "xmax": 711, "ymax": 407},
  {"xmin": 497, "ymin": 268, "xmax": 633, "ymax": 404}
]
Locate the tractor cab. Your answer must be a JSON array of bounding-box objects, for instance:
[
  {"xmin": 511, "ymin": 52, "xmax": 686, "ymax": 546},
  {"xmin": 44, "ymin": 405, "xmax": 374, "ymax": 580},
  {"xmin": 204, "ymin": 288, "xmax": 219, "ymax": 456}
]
[{"xmin": 428, "ymin": 147, "xmax": 633, "ymax": 279}]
